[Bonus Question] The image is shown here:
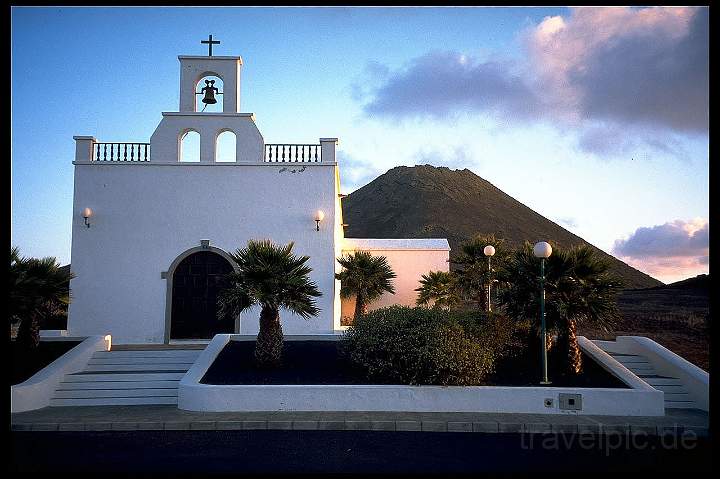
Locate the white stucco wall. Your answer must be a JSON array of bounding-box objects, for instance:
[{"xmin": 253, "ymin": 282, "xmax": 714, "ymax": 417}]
[
  {"xmin": 179, "ymin": 335, "xmax": 664, "ymax": 416},
  {"xmin": 66, "ymin": 49, "xmax": 449, "ymax": 343},
  {"xmin": 340, "ymin": 239, "xmax": 450, "ymax": 320},
  {"xmin": 68, "ymin": 162, "xmax": 341, "ymax": 344},
  {"xmin": 150, "ymin": 113, "xmax": 263, "ymax": 164}
]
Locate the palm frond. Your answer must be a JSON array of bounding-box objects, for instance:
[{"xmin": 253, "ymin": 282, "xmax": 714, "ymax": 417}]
[
  {"xmin": 335, "ymin": 251, "xmax": 396, "ymax": 303},
  {"xmin": 498, "ymin": 242, "xmax": 622, "ymax": 336},
  {"xmin": 219, "ymin": 240, "xmax": 322, "ymax": 319},
  {"xmin": 415, "ymin": 270, "xmax": 460, "ymax": 309}
]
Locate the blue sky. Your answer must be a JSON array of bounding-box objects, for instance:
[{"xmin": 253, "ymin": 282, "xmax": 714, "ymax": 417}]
[{"xmin": 11, "ymin": 7, "xmax": 708, "ymax": 283}]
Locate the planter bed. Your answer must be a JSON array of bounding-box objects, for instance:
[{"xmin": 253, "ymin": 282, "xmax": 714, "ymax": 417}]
[
  {"xmin": 179, "ymin": 335, "xmax": 665, "ymax": 416},
  {"xmin": 11, "ymin": 339, "xmax": 82, "ymax": 386},
  {"xmin": 200, "ymin": 340, "xmax": 627, "ymax": 388}
]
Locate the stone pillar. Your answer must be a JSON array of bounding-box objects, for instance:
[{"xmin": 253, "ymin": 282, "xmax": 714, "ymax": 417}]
[
  {"xmin": 200, "ymin": 128, "xmax": 214, "ymax": 163},
  {"xmin": 73, "ymin": 136, "xmax": 96, "ymax": 162},
  {"xmin": 320, "ymin": 138, "xmax": 338, "ymax": 163}
]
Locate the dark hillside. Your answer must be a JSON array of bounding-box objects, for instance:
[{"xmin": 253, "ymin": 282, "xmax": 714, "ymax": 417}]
[
  {"xmin": 343, "ymin": 165, "xmax": 662, "ymax": 289},
  {"xmin": 585, "ymin": 274, "xmax": 709, "ymax": 370}
]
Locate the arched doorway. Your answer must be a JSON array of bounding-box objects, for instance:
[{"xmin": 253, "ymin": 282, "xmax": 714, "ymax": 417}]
[{"xmin": 169, "ymin": 251, "xmax": 235, "ymax": 340}]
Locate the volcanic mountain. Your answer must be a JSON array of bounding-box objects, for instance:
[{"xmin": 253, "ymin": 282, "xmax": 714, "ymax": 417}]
[{"xmin": 341, "ymin": 164, "xmax": 662, "ymax": 289}]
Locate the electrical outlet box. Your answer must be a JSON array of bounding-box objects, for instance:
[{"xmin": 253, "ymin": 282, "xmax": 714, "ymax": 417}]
[
  {"xmin": 544, "ymin": 398, "xmax": 554, "ymax": 408},
  {"xmin": 559, "ymin": 393, "xmax": 582, "ymax": 411}
]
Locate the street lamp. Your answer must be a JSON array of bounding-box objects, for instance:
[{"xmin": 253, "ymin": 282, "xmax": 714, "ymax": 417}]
[
  {"xmin": 533, "ymin": 241, "xmax": 552, "ymax": 385},
  {"xmin": 483, "ymin": 245, "xmax": 496, "ymax": 312}
]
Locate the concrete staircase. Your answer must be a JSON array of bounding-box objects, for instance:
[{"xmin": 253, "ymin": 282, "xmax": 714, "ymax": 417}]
[
  {"xmin": 49, "ymin": 347, "xmax": 203, "ymax": 407},
  {"xmin": 601, "ymin": 351, "xmax": 698, "ymax": 409}
]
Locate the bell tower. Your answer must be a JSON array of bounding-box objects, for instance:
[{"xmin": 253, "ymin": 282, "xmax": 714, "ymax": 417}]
[
  {"xmin": 148, "ymin": 36, "xmax": 263, "ymax": 163},
  {"xmin": 178, "ymin": 35, "xmax": 242, "ymax": 113},
  {"xmin": 178, "ymin": 56, "xmax": 242, "ymax": 113}
]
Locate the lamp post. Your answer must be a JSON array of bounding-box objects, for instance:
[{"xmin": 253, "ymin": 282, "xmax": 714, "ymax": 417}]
[
  {"xmin": 533, "ymin": 241, "xmax": 552, "ymax": 385},
  {"xmin": 483, "ymin": 245, "xmax": 496, "ymax": 313}
]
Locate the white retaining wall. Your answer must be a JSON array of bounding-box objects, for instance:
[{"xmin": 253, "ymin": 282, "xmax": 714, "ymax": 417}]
[
  {"xmin": 11, "ymin": 335, "xmax": 111, "ymax": 413},
  {"xmin": 593, "ymin": 336, "xmax": 709, "ymax": 411},
  {"xmin": 178, "ymin": 334, "xmax": 665, "ymax": 416},
  {"xmin": 577, "ymin": 336, "xmax": 657, "ymax": 391},
  {"xmin": 39, "ymin": 330, "xmax": 69, "ymax": 338}
]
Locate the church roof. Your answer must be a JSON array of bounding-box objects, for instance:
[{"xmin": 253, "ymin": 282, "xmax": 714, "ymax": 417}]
[{"xmin": 342, "ymin": 238, "xmax": 450, "ymax": 251}]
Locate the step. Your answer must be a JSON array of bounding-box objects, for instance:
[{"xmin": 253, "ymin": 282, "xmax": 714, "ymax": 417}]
[
  {"xmin": 652, "ymin": 384, "xmax": 689, "ymax": 394},
  {"xmin": 88, "ymin": 356, "xmax": 199, "ymax": 365},
  {"xmin": 665, "ymin": 400, "xmax": 698, "ymax": 409},
  {"xmin": 625, "ymin": 366, "xmax": 658, "ymax": 375},
  {"xmin": 57, "ymin": 380, "xmax": 181, "ymax": 390},
  {"xmin": 641, "ymin": 377, "xmax": 682, "ymax": 386},
  {"xmin": 53, "ymin": 388, "xmax": 179, "ymax": 399},
  {"xmin": 663, "ymin": 392, "xmax": 693, "ymax": 402},
  {"xmin": 83, "ymin": 363, "xmax": 194, "ymax": 372},
  {"xmin": 622, "ymin": 362, "xmax": 655, "ymax": 370},
  {"xmin": 612, "ymin": 357, "xmax": 651, "ymax": 364},
  {"xmin": 618, "ymin": 359, "xmax": 652, "ymax": 367},
  {"xmin": 112, "ymin": 344, "xmax": 207, "ymax": 350},
  {"xmin": 63, "ymin": 372, "xmax": 187, "ymax": 382},
  {"xmin": 618, "ymin": 363, "xmax": 654, "ymax": 371},
  {"xmin": 49, "ymin": 397, "xmax": 178, "ymax": 407},
  {"xmin": 93, "ymin": 350, "xmax": 202, "ymax": 359}
]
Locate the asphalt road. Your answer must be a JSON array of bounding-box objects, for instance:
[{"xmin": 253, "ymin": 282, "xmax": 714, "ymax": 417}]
[{"xmin": 10, "ymin": 430, "xmax": 711, "ymax": 473}]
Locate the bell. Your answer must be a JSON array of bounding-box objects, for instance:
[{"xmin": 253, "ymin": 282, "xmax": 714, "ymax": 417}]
[{"xmin": 201, "ymin": 79, "xmax": 218, "ymax": 105}]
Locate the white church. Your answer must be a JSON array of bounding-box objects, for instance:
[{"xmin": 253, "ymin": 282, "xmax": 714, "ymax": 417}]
[{"xmin": 67, "ymin": 42, "xmax": 450, "ymax": 344}]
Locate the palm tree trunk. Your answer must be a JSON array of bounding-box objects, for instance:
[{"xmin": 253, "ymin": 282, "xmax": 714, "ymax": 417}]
[
  {"xmin": 546, "ymin": 332, "xmax": 555, "ymax": 352},
  {"xmin": 568, "ymin": 318, "xmax": 583, "ymax": 374},
  {"xmin": 16, "ymin": 314, "xmax": 40, "ymax": 350},
  {"xmin": 353, "ymin": 295, "xmax": 367, "ymax": 323},
  {"xmin": 255, "ymin": 305, "xmax": 283, "ymax": 368}
]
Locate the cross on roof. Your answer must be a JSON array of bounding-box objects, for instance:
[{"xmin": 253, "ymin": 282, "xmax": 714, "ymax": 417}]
[{"xmin": 201, "ymin": 34, "xmax": 220, "ymax": 56}]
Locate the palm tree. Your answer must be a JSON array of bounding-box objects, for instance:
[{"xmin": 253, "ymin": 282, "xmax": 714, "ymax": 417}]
[
  {"xmin": 500, "ymin": 242, "xmax": 622, "ymax": 374},
  {"xmin": 336, "ymin": 251, "xmax": 396, "ymax": 323},
  {"xmin": 10, "ymin": 247, "xmax": 74, "ymax": 349},
  {"xmin": 217, "ymin": 240, "xmax": 322, "ymax": 368},
  {"xmin": 451, "ymin": 233, "xmax": 511, "ymax": 311},
  {"xmin": 415, "ymin": 271, "xmax": 460, "ymax": 309}
]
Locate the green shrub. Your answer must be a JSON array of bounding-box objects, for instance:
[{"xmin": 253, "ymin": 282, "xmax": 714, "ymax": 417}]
[
  {"xmin": 341, "ymin": 306, "xmax": 499, "ymax": 386},
  {"xmin": 454, "ymin": 310, "xmax": 529, "ymax": 361}
]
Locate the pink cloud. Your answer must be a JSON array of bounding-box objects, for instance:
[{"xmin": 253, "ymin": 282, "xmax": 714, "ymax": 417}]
[
  {"xmin": 619, "ymin": 256, "xmax": 708, "ymax": 285},
  {"xmin": 613, "ymin": 218, "xmax": 709, "ymax": 284}
]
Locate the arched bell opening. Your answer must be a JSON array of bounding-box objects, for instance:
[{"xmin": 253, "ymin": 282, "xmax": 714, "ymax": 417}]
[{"xmin": 195, "ymin": 75, "xmax": 224, "ymax": 113}]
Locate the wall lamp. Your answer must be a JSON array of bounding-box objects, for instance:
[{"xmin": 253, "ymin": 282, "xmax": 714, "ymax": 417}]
[
  {"xmin": 315, "ymin": 210, "xmax": 325, "ymax": 231},
  {"xmin": 82, "ymin": 207, "xmax": 93, "ymax": 228}
]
